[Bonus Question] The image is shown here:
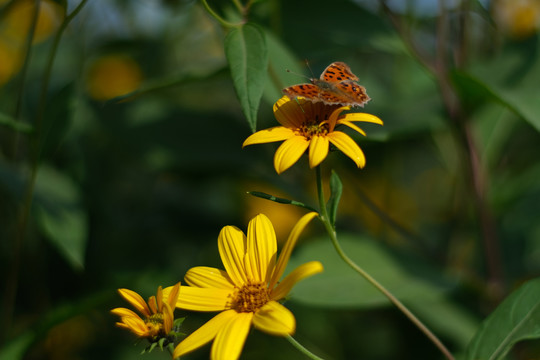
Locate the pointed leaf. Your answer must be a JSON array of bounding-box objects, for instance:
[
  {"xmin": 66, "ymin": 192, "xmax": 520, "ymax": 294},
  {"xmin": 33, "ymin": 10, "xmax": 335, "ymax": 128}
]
[
  {"xmin": 158, "ymin": 337, "xmax": 166, "ymax": 350},
  {"xmin": 0, "ymin": 333, "xmax": 33, "ymax": 360},
  {"xmin": 287, "ymin": 235, "xmax": 454, "ymax": 308},
  {"xmin": 33, "ymin": 165, "xmax": 87, "ymax": 270},
  {"xmin": 451, "ymin": 44, "xmax": 540, "ymax": 133},
  {"xmin": 224, "ymin": 23, "xmax": 268, "ymax": 132},
  {"xmin": 247, "ymin": 191, "xmax": 317, "ymax": 212},
  {"xmin": 326, "ymin": 170, "xmax": 343, "ymax": 226},
  {"xmin": 465, "ymin": 277, "xmax": 540, "ymax": 360}
]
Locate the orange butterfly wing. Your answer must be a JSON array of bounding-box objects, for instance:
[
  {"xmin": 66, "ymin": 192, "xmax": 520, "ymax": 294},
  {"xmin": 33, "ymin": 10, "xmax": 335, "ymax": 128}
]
[
  {"xmin": 333, "ymin": 81, "xmax": 370, "ymax": 106},
  {"xmin": 282, "ymin": 61, "xmax": 370, "ymax": 106},
  {"xmin": 282, "ymin": 83, "xmax": 320, "ymax": 101},
  {"xmin": 320, "ymin": 62, "xmax": 369, "ymax": 106},
  {"xmin": 320, "ymin": 62, "xmax": 359, "ymax": 83}
]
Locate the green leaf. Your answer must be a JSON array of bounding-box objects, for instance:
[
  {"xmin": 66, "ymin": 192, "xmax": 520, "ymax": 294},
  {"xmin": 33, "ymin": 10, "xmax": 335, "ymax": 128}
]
[
  {"xmin": 288, "ymin": 235, "xmax": 454, "ymax": 308},
  {"xmin": 173, "ymin": 317, "xmax": 186, "ymax": 328},
  {"xmin": 451, "ymin": 70, "xmax": 540, "ymax": 132},
  {"xmin": 224, "ymin": 23, "xmax": 268, "ymax": 132},
  {"xmin": 158, "ymin": 337, "xmax": 166, "ymax": 350},
  {"xmin": 33, "ymin": 165, "xmax": 87, "ymax": 270},
  {"xmin": 452, "ymin": 43, "xmax": 540, "ymax": 132},
  {"xmin": 465, "ymin": 277, "xmax": 540, "ymax": 360},
  {"xmin": 326, "ymin": 170, "xmax": 343, "ymax": 226},
  {"xmin": 0, "ymin": 111, "xmax": 33, "ymax": 133},
  {"xmin": 247, "ymin": 191, "xmax": 317, "ymax": 212},
  {"xmin": 0, "ymin": 333, "xmax": 33, "ymax": 360}
]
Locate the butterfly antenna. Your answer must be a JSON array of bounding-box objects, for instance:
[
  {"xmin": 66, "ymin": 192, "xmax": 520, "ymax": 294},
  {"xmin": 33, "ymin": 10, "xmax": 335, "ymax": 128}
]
[
  {"xmin": 304, "ymin": 59, "xmax": 316, "ymax": 78},
  {"xmin": 285, "ymin": 68, "xmax": 310, "ymax": 80}
]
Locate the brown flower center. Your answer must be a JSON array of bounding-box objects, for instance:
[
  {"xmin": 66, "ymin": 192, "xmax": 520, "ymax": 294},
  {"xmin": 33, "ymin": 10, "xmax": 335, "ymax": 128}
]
[
  {"xmin": 232, "ymin": 280, "xmax": 270, "ymax": 313},
  {"xmin": 299, "ymin": 120, "xmax": 329, "ymax": 140},
  {"xmin": 145, "ymin": 313, "xmax": 165, "ymax": 336}
]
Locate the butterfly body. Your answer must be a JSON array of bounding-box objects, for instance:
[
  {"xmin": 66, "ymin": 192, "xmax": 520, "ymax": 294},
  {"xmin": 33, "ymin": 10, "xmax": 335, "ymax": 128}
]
[{"xmin": 282, "ymin": 62, "xmax": 370, "ymax": 107}]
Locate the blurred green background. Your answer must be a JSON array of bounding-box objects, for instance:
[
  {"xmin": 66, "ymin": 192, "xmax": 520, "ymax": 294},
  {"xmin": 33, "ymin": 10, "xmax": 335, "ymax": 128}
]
[{"xmin": 1, "ymin": 0, "xmax": 540, "ymax": 359}]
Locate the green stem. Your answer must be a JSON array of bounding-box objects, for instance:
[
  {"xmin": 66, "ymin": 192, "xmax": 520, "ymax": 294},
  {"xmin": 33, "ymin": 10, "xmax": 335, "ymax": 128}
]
[
  {"xmin": 231, "ymin": 0, "xmax": 244, "ymax": 14},
  {"xmin": 286, "ymin": 335, "xmax": 325, "ymax": 360},
  {"xmin": 200, "ymin": 0, "xmax": 244, "ymax": 28},
  {"xmin": 315, "ymin": 166, "xmax": 454, "ymax": 360}
]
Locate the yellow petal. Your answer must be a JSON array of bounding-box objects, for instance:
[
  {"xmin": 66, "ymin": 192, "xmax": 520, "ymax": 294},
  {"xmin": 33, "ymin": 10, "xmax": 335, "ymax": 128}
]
[
  {"xmin": 242, "ymin": 127, "xmax": 294, "ymax": 147},
  {"xmin": 274, "ymin": 136, "xmax": 310, "ymax": 174},
  {"xmin": 327, "ymin": 131, "xmax": 366, "ymax": 168},
  {"xmin": 337, "ymin": 119, "xmax": 367, "ymax": 136},
  {"xmin": 156, "ymin": 286, "xmax": 164, "ymax": 312},
  {"xmin": 185, "ymin": 267, "xmax": 235, "ymax": 289},
  {"xmin": 110, "ymin": 307, "xmax": 140, "ymax": 319},
  {"xmin": 173, "ymin": 310, "xmax": 237, "ymax": 359},
  {"xmin": 273, "ymin": 96, "xmax": 306, "ymax": 128},
  {"xmin": 253, "ymin": 301, "xmax": 295, "ymax": 336},
  {"xmin": 167, "ymin": 282, "xmax": 181, "ymax": 309},
  {"xmin": 308, "ymin": 135, "xmax": 329, "ymax": 168},
  {"xmin": 163, "ymin": 302, "xmax": 174, "ymax": 333},
  {"xmin": 271, "ymin": 261, "xmax": 323, "ymax": 300},
  {"xmin": 148, "ymin": 296, "xmax": 158, "ymax": 314},
  {"xmin": 342, "ymin": 112, "xmax": 383, "ymax": 125},
  {"xmin": 269, "ymin": 212, "xmax": 318, "ymax": 289},
  {"xmin": 246, "ymin": 214, "xmax": 277, "ymax": 283},
  {"xmin": 218, "ymin": 225, "xmax": 248, "ymax": 286},
  {"xmin": 176, "ymin": 286, "xmax": 231, "ymax": 311},
  {"xmin": 119, "ymin": 316, "xmax": 149, "ymax": 337},
  {"xmin": 117, "ymin": 288, "xmax": 151, "ymax": 317},
  {"xmin": 211, "ymin": 312, "xmax": 253, "ymax": 360},
  {"xmin": 327, "ymin": 106, "xmax": 350, "ymax": 131}
]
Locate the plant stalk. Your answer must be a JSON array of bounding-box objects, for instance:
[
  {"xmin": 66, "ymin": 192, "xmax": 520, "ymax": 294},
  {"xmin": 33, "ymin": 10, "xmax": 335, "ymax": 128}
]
[
  {"xmin": 286, "ymin": 335, "xmax": 325, "ymax": 360},
  {"xmin": 315, "ymin": 166, "xmax": 454, "ymax": 360}
]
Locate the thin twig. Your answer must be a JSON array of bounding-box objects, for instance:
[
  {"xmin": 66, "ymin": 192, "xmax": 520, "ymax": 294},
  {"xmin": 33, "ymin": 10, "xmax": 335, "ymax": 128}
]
[
  {"xmin": 380, "ymin": 0, "xmax": 504, "ymax": 300},
  {"xmin": 380, "ymin": 0, "xmax": 437, "ymax": 74}
]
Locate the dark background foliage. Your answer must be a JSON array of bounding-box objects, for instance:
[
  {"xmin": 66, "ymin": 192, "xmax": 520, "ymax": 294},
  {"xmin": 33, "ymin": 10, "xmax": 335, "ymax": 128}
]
[{"xmin": 1, "ymin": 0, "xmax": 540, "ymax": 359}]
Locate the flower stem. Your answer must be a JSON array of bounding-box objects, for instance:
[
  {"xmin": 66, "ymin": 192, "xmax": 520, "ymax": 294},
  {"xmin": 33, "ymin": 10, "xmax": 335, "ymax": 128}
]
[
  {"xmin": 200, "ymin": 0, "xmax": 244, "ymax": 28},
  {"xmin": 314, "ymin": 166, "xmax": 454, "ymax": 360},
  {"xmin": 286, "ymin": 335, "xmax": 325, "ymax": 360}
]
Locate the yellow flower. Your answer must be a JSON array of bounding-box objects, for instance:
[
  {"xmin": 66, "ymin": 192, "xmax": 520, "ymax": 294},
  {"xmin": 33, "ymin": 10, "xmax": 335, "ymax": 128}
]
[
  {"xmin": 494, "ymin": 0, "xmax": 540, "ymax": 38},
  {"xmin": 0, "ymin": 38, "xmax": 21, "ymax": 86},
  {"xmin": 111, "ymin": 282, "xmax": 180, "ymax": 339},
  {"xmin": 243, "ymin": 96, "xmax": 383, "ymax": 174},
  {"xmin": 1, "ymin": 0, "xmax": 62, "ymax": 44},
  {"xmin": 86, "ymin": 55, "xmax": 143, "ymax": 100},
  {"xmin": 168, "ymin": 212, "xmax": 322, "ymax": 360}
]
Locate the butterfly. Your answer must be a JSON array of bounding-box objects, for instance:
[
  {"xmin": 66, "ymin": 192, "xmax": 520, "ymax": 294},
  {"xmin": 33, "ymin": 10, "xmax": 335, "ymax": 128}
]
[{"xmin": 282, "ymin": 61, "xmax": 370, "ymax": 107}]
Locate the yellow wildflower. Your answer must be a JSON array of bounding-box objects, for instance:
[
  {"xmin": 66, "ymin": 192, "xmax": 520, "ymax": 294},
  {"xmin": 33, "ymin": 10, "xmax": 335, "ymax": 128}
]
[
  {"xmin": 111, "ymin": 282, "xmax": 180, "ymax": 339},
  {"xmin": 243, "ymin": 96, "xmax": 383, "ymax": 174},
  {"xmin": 168, "ymin": 213, "xmax": 322, "ymax": 360}
]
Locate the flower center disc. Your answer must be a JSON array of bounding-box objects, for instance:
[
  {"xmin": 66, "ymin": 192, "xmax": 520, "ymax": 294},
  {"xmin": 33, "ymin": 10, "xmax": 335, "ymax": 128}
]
[
  {"xmin": 299, "ymin": 121, "xmax": 329, "ymax": 140},
  {"xmin": 146, "ymin": 313, "xmax": 164, "ymax": 336},
  {"xmin": 233, "ymin": 281, "xmax": 270, "ymax": 313}
]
